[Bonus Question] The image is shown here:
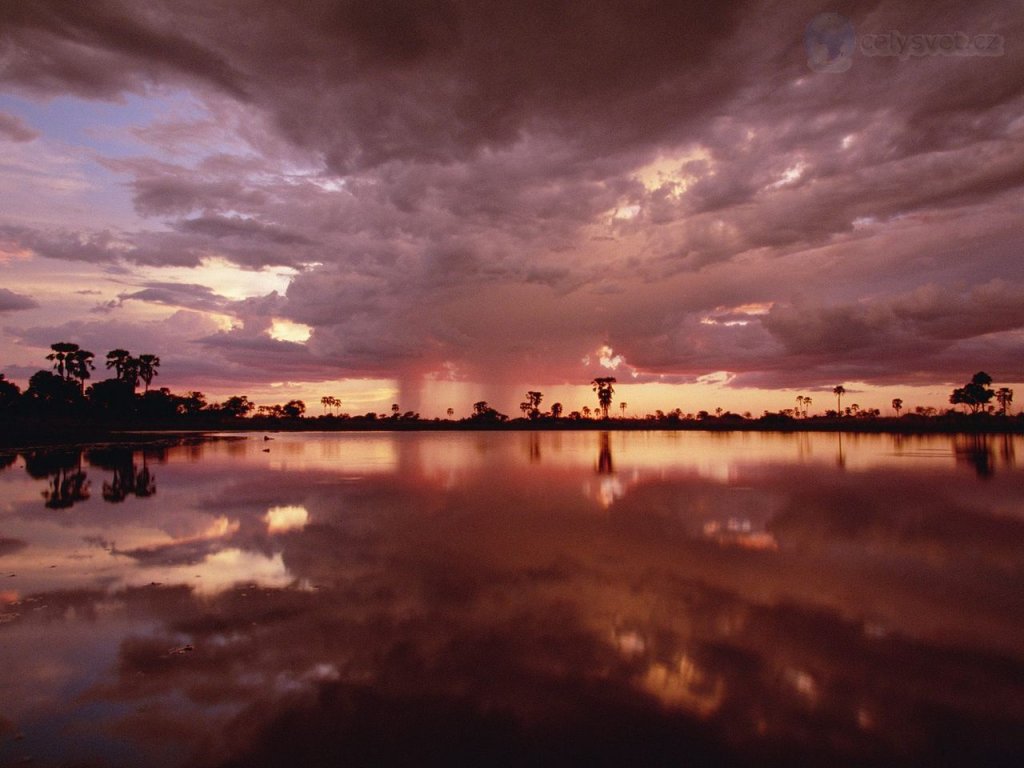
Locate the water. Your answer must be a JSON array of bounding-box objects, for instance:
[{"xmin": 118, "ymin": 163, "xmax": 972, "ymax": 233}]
[{"xmin": 1, "ymin": 431, "xmax": 1022, "ymax": 766}]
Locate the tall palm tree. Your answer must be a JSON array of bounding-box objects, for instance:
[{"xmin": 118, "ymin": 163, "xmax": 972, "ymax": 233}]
[
  {"xmin": 525, "ymin": 391, "xmax": 543, "ymax": 419},
  {"xmin": 65, "ymin": 348, "xmax": 95, "ymax": 392},
  {"xmin": 591, "ymin": 377, "xmax": 616, "ymax": 419},
  {"xmin": 106, "ymin": 349, "xmax": 132, "ymax": 379},
  {"xmin": 47, "ymin": 342, "xmax": 80, "ymax": 380},
  {"xmin": 136, "ymin": 354, "xmax": 160, "ymax": 392},
  {"xmin": 833, "ymin": 385, "xmax": 846, "ymax": 416},
  {"xmin": 620, "ymin": 401, "xmax": 628, "ymax": 418}
]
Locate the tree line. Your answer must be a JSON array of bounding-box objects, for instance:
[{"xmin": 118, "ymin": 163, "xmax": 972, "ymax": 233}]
[{"xmin": 0, "ymin": 347, "xmax": 1017, "ymax": 432}]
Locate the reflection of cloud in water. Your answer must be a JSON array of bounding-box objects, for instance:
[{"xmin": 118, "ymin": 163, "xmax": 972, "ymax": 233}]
[
  {"xmin": 584, "ymin": 476, "xmax": 625, "ymax": 509},
  {"xmin": 118, "ymin": 548, "xmax": 292, "ymax": 595},
  {"xmin": 702, "ymin": 518, "xmax": 778, "ymax": 551},
  {"xmin": 641, "ymin": 655, "xmax": 725, "ymax": 717},
  {"xmin": 2, "ymin": 433, "xmax": 1024, "ymax": 766},
  {"xmin": 264, "ymin": 504, "xmax": 309, "ymax": 533}
]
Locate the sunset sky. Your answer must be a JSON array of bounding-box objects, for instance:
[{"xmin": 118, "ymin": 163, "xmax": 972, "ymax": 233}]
[{"xmin": 1, "ymin": 1, "xmax": 1021, "ymax": 417}]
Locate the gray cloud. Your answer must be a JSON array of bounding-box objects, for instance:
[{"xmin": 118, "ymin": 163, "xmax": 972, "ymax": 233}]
[
  {"xmin": 1, "ymin": 1, "xmax": 1022, "ymax": 394},
  {"xmin": 0, "ymin": 287, "xmax": 39, "ymax": 312}
]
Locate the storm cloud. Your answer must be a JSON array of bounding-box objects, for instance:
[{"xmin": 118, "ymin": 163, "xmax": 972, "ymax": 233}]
[{"xmin": 1, "ymin": 0, "xmax": 1022, "ymax": 404}]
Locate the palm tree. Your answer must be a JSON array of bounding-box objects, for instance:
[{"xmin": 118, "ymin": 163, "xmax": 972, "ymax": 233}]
[
  {"xmin": 446, "ymin": 407, "xmax": 455, "ymax": 419},
  {"xmin": 833, "ymin": 385, "xmax": 846, "ymax": 415},
  {"xmin": 582, "ymin": 406, "xmax": 592, "ymax": 419},
  {"xmin": 66, "ymin": 348, "xmax": 95, "ymax": 391},
  {"xmin": 136, "ymin": 354, "xmax": 160, "ymax": 392},
  {"xmin": 525, "ymin": 391, "xmax": 543, "ymax": 419},
  {"xmin": 803, "ymin": 396, "xmax": 812, "ymax": 417},
  {"xmin": 892, "ymin": 398, "xmax": 903, "ymax": 417},
  {"xmin": 620, "ymin": 401, "xmax": 628, "ymax": 418},
  {"xmin": 550, "ymin": 402, "xmax": 563, "ymax": 419},
  {"xmin": 105, "ymin": 349, "xmax": 132, "ymax": 379},
  {"xmin": 591, "ymin": 377, "xmax": 616, "ymax": 419},
  {"xmin": 796, "ymin": 395, "xmax": 805, "ymax": 417},
  {"xmin": 47, "ymin": 342, "xmax": 80, "ymax": 380},
  {"xmin": 391, "ymin": 403, "xmax": 400, "ymax": 418}
]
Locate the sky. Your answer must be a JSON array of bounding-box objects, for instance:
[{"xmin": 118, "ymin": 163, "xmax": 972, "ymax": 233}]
[{"xmin": 0, "ymin": 0, "xmax": 1022, "ymax": 417}]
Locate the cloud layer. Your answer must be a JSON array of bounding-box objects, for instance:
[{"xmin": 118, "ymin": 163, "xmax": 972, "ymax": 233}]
[{"xmin": 1, "ymin": 1, "xmax": 1022, "ymax": 404}]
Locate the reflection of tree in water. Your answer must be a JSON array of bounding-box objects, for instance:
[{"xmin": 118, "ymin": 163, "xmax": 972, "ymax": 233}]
[
  {"xmin": 0, "ymin": 452, "xmax": 16, "ymax": 472},
  {"xmin": 954, "ymin": 435, "xmax": 994, "ymax": 478},
  {"xmin": 999, "ymin": 434, "xmax": 1016, "ymax": 468},
  {"xmin": 596, "ymin": 432, "xmax": 614, "ymax": 475},
  {"xmin": 86, "ymin": 447, "xmax": 157, "ymax": 502},
  {"xmin": 23, "ymin": 449, "xmax": 91, "ymax": 509},
  {"xmin": 528, "ymin": 433, "xmax": 541, "ymax": 463},
  {"xmin": 835, "ymin": 432, "xmax": 845, "ymax": 469}
]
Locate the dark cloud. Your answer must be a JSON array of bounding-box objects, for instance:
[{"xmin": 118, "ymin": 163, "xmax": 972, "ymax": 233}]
[
  {"xmin": 1, "ymin": 0, "xmax": 1022, "ymax": 394},
  {"xmin": 116, "ymin": 282, "xmax": 235, "ymax": 313},
  {"xmin": 0, "ymin": 287, "xmax": 39, "ymax": 312}
]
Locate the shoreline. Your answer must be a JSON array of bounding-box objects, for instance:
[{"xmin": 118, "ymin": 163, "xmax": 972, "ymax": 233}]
[{"xmin": 2, "ymin": 417, "xmax": 1021, "ymax": 452}]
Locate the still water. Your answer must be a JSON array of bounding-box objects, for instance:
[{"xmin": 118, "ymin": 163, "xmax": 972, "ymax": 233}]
[{"xmin": 1, "ymin": 431, "xmax": 1022, "ymax": 766}]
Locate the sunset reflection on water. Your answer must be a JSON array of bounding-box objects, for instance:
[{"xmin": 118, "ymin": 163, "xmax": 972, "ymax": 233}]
[{"xmin": 1, "ymin": 431, "xmax": 1023, "ymax": 766}]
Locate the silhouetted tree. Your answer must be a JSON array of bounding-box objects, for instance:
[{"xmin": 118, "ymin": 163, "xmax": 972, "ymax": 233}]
[
  {"xmin": 26, "ymin": 370, "xmax": 82, "ymax": 410},
  {"xmin": 591, "ymin": 377, "xmax": 616, "ymax": 419},
  {"xmin": 833, "ymin": 385, "xmax": 846, "ymax": 415},
  {"xmin": 178, "ymin": 391, "xmax": 207, "ymax": 416},
  {"xmin": 220, "ymin": 395, "xmax": 254, "ymax": 418},
  {"xmin": 470, "ymin": 401, "xmax": 508, "ymax": 422},
  {"xmin": 105, "ymin": 349, "xmax": 139, "ymax": 388},
  {"xmin": 446, "ymin": 407, "xmax": 455, "ymax": 418},
  {"xmin": 282, "ymin": 400, "xmax": 306, "ymax": 418},
  {"xmin": 47, "ymin": 342, "xmax": 78, "ymax": 380},
  {"xmin": 87, "ymin": 379, "xmax": 136, "ymax": 417},
  {"xmin": 619, "ymin": 401, "xmax": 627, "ymax": 418},
  {"xmin": 136, "ymin": 354, "xmax": 160, "ymax": 392},
  {"xmin": 68, "ymin": 348, "xmax": 95, "ymax": 392},
  {"xmin": 892, "ymin": 398, "xmax": 903, "ymax": 417},
  {"xmin": 0, "ymin": 374, "xmax": 20, "ymax": 411},
  {"xmin": 525, "ymin": 391, "xmax": 543, "ymax": 419},
  {"xmin": 950, "ymin": 372, "xmax": 995, "ymax": 414},
  {"xmin": 550, "ymin": 402, "xmax": 563, "ymax": 419},
  {"xmin": 995, "ymin": 387, "xmax": 1014, "ymax": 416}
]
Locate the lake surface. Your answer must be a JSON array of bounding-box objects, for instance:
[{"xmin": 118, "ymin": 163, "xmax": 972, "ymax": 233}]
[{"xmin": 1, "ymin": 430, "xmax": 1023, "ymax": 766}]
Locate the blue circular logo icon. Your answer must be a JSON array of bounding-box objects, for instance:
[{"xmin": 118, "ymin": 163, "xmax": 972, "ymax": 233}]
[{"xmin": 805, "ymin": 13, "xmax": 855, "ymax": 72}]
